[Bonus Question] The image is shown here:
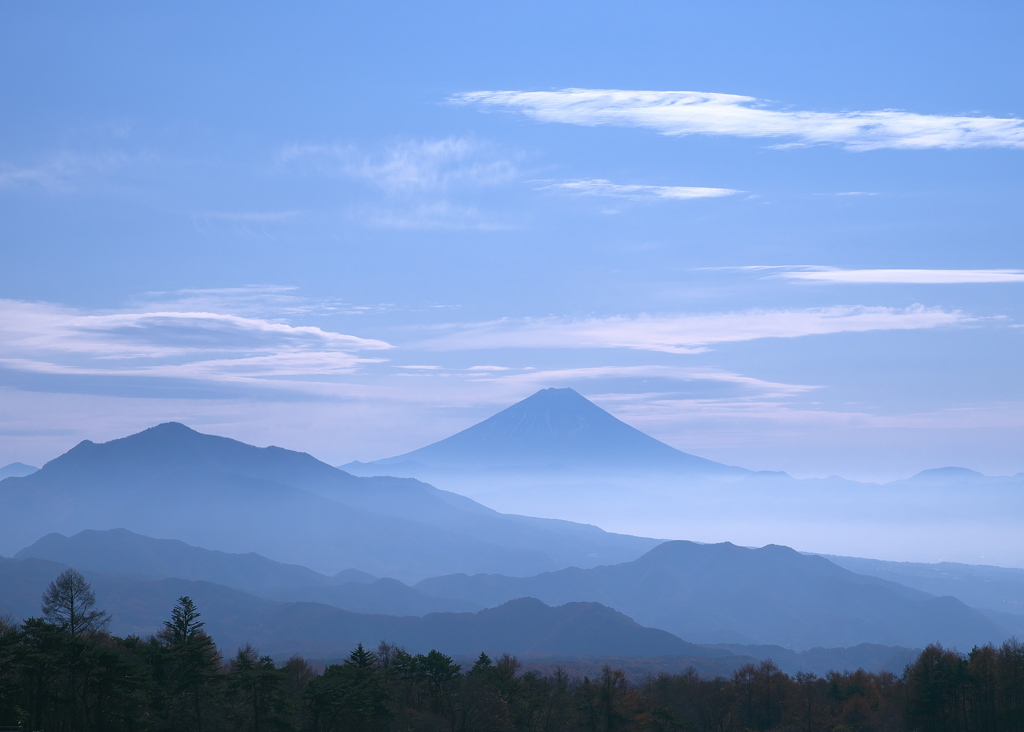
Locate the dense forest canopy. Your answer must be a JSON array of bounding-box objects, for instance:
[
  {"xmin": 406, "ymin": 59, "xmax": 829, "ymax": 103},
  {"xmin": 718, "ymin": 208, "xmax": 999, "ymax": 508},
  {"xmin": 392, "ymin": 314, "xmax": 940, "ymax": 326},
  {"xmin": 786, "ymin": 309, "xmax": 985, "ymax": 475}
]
[{"xmin": 2, "ymin": 571, "xmax": 1024, "ymax": 731}]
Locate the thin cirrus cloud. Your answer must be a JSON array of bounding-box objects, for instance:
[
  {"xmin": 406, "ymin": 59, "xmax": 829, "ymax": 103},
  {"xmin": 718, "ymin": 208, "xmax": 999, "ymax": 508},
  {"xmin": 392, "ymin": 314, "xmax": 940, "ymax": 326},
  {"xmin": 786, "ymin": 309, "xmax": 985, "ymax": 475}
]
[
  {"xmin": 360, "ymin": 200, "xmax": 515, "ymax": 231},
  {"xmin": 537, "ymin": 178, "xmax": 741, "ymax": 201},
  {"xmin": 280, "ymin": 137, "xmax": 518, "ymax": 193},
  {"xmin": 774, "ymin": 267, "xmax": 1024, "ymax": 284},
  {"xmin": 0, "ymin": 352, "xmax": 374, "ymax": 382},
  {"xmin": 474, "ymin": 364, "xmax": 816, "ymax": 399},
  {"xmin": 0, "ymin": 298, "xmax": 391, "ymax": 387},
  {"xmin": 421, "ymin": 306, "xmax": 978, "ymax": 355},
  {"xmin": 0, "ymin": 150, "xmax": 153, "ymax": 191},
  {"xmin": 137, "ymin": 286, "xmax": 397, "ymax": 318},
  {"xmin": 452, "ymin": 88, "xmax": 1024, "ymax": 151},
  {"xmin": 280, "ymin": 137, "xmax": 520, "ymax": 231}
]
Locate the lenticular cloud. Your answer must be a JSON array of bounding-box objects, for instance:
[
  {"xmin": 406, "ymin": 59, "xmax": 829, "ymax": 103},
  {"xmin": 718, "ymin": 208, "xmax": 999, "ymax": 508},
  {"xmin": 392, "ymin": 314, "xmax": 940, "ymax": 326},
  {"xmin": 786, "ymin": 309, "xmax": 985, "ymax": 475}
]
[{"xmin": 454, "ymin": 89, "xmax": 1024, "ymax": 151}]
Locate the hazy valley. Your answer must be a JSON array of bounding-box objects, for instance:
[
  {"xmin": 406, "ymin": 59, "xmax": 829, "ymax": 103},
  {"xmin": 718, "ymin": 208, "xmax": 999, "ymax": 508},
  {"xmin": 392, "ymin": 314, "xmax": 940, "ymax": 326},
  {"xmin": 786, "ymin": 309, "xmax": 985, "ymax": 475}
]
[{"xmin": 4, "ymin": 388, "xmax": 1023, "ymax": 665}]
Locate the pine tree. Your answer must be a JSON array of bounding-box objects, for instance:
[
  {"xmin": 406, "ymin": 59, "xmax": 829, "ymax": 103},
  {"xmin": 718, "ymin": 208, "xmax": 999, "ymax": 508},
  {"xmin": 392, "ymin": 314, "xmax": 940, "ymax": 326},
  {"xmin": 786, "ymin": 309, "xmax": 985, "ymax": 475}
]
[{"xmin": 158, "ymin": 596, "xmax": 222, "ymax": 732}]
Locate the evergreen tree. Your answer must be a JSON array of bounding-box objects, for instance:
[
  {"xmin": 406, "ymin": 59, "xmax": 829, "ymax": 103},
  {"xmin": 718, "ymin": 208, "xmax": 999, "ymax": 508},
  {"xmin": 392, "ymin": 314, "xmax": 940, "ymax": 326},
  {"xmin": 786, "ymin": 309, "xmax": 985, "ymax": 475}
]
[
  {"xmin": 158, "ymin": 596, "xmax": 222, "ymax": 732},
  {"xmin": 228, "ymin": 645, "xmax": 292, "ymax": 732},
  {"xmin": 307, "ymin": 643, "xmax": 389, "ymax": 732}
]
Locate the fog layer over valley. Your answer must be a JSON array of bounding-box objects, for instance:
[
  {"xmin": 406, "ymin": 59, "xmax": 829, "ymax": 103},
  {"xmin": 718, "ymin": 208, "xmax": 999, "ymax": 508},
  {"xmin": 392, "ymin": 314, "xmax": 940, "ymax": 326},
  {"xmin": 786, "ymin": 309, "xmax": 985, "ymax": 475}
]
[
  {"xmin": 0, "ymin": 417, "xmax": 657, "ymax": 580},
  {"xmin": 346, "ymin": 388, "xmax": 1024, "ymax": 567}
]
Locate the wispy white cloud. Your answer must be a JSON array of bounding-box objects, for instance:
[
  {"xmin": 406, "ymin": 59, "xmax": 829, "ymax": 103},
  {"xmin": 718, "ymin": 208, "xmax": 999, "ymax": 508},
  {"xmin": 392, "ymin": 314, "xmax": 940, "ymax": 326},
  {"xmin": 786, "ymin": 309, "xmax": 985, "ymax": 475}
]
[
  {"xmin": 453, "ymin": 89, "xmax": 1024, "ymax": 151},
  {"xmin": 0, "ymin": 351, "xmax": 376, "ymax": 382},
  {"xmin": 776, "ymin": 267, "xmax": 1024, "ymax": 284},
  {"xmin": 280, "ymin": 137, "xmax": 521, "ymax": 230},
  {"xmin": 137, "ymin": 286, "xmax": 396, "ymax": 318},
  {"xmin": 0, "ymin": 298, "xmax": 391, "ymax": 388},
  {"xmin": 421, "ymin": 306, "xmax": 979, "ymax": 355},
  {"xmin": 537, "ymin": 178, "xmax": 741, "ymax": 201},
  {"xmin": 280, "ymin": 137, "xmax": 518, "ymax": 192},
  {"xmin": 360, "ymin": 200, "xmax": 515, "ymax": 231},
  {"xmin": 0, "ymin": 150, "xmax": 153, "ymax": 191},
  {"xmin": 469, "ymin": 364, "xmax": 816, "ymax": 398},
  {"xmin": 725, "ymin": 266, "xmax": 1024, "ymax": 284}
]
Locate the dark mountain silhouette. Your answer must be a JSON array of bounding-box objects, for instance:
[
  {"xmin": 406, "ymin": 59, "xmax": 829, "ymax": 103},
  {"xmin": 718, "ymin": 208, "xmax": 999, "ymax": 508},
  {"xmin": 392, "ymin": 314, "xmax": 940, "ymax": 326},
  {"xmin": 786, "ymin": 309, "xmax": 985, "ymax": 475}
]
[
  {"xmin": 0, "ymin": 555, "xmax": 924, "ymax": 676},
  {"xmin": 15, "ymin": 529, "xmax": 481, "ymax": 616},
  {"xmin": 345, "ymin": 387, "xmax": 748, "ymax": 475},
  {"xmin": 0, "ymin": 555, "xmax": 707, "ymax": 658},
  {"xmin": 265, "ymin": 597, "xmax": 706, "ymax": 658},
  {"xmin": 416, "ymin": 540, "xmax": 1010, "ymax": 651},
  {"xmin": 16, "ymin": 529, "xmax": 333, "ymax": 593},
  {"xmin": 0, "ymin": 423, "xmax": 658, "ymax": 581},
  {"xmin": 0, "ymin": 462, "xmax": 37, "ymax": 479},
  {"xmin": 334, "ymin": 568, "xmax": 378, "ymax": 583},
  {"xmin": 264, "ymin": 578, "xmax": 483, "ymax": 616}
]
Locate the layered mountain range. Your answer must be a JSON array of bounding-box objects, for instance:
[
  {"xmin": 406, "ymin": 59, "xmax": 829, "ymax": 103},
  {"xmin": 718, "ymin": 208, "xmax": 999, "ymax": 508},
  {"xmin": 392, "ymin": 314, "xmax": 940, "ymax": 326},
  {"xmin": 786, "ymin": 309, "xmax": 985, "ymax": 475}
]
[
  {"xmin": 2, "ymin": 388, "xmax": 1022, "ymax": 667},
  {"xmin": 0, "ymin": 532, "xmax": 925, "ymax": 675},
  {"xmin": 0, "ymin": 420, "xmax": 656, "ymax": 580},
  {"xmin": 5, "ymin": 525, "xmax": 1023, "ymax": 654}
]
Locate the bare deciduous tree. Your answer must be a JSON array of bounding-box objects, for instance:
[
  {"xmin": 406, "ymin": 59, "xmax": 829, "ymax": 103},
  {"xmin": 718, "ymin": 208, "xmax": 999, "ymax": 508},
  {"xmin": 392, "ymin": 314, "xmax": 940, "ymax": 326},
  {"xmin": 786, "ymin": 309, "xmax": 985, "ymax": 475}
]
[{"xmin": 41, "ymin": 568, "xmax": 109, "ymax": 636}]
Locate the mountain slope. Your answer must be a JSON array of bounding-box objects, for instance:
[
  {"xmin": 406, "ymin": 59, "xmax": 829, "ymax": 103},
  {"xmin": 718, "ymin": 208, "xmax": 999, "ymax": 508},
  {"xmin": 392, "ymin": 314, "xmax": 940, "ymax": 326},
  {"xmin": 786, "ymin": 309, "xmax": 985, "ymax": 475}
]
[
  {"xmin": 347, "ymin": 387, "xmax": 747, "ymax": 475},
  {"xmin": 0, "ymin": 462, "xmax": 37, "ymax": 479},
  {"xmin": 15, "ymin": 529, "xmax": 481, "ymax": 616},
  {"xmin": 0, "ymin": 423, "xmax": 658, "ymax": 580},
  {"xmin": 886, "ymin": 467, "xmax": 1024, "ymax": 488},
  {"xmin": 0, "ymin": 556, "xmax": 705, "ymax": 659},
  {"xmin": 823, "ymin": 554, "xmax": 1024, "ymax": 616},
  {"xmin": 16, "ymin": 529, "xmax": 333, "ymax": 593},
  {"xmin": 0, "ymin": 555, "xmax": 925, "ymax": 676},
  {"xmin": 416, "ymin": 541, "xmax": 1010, "ymax": 650}
]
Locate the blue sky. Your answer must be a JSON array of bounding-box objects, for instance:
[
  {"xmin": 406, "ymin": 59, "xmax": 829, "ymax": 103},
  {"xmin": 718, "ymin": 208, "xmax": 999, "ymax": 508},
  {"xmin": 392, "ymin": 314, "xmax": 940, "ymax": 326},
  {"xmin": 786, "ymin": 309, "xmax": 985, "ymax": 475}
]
[{"xmin": 1, "ymin": 1, "xmax": 1023, "ymax": 480}]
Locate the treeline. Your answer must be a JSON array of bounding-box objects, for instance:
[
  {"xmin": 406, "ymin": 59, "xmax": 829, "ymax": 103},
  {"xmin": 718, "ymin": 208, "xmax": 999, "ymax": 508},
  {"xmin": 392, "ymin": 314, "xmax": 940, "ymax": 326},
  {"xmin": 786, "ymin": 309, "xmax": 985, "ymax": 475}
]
[{"xmin": 3, "ymin": 570, "xmax": 1024, "ymax": 731}]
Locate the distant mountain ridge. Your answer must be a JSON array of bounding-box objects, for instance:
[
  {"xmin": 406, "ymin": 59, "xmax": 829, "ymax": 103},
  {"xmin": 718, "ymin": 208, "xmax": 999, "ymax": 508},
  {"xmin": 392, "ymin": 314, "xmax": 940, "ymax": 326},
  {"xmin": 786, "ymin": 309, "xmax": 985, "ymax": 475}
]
[
  {"xmin": 887, "ymin": 466, "xmax": 1024, "ymax": 487},
  {"xmin": 0, "ymin": 422, "xmax": 659, "ymax": 580},
  {"xmin": 0, "ymin": 554, "xmax": 711, "ymax": 659},
  {"xmin": 0, "ymin": 462, "xmax": 37, "ymax": 479},
  {"xmin": 0, "ymin": 553, "xmax": 917, "ymax": 676},
  {"xmin": 823, "ymin": 553, "xmax": 1024, "ymax": 618},
  {"xmin": 17, "ymin": 528, "xmax": 332, "ymax": 593},
  {"xmin": 416, "ymin": 540, "xmax": 1010, "ymax": 651},
  {"xmin": 16, "ymin": 529, "xmax": 482, "ymax": 616},
  {"xmin": 345, "ymin": 387, "xmax": 750, "ymax": 476}
]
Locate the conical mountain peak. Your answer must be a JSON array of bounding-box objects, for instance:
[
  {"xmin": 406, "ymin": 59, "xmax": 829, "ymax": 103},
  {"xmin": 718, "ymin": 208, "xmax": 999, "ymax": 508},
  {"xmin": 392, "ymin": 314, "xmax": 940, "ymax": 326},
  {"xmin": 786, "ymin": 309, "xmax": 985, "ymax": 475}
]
[
  {"xmin": 369, "ymin": 388, "xmax": 745, "ymax": 475},
  {"xmin": 467, "ymin": 387, "xmax": 627, "ymax": 439}
]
